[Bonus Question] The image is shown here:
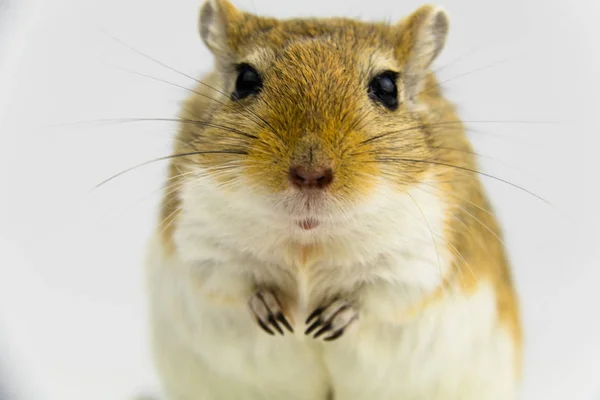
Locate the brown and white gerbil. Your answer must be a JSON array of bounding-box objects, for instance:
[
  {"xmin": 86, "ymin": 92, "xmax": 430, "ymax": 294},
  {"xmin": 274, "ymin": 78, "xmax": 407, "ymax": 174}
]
[{"xmin": 144, "ymin": 0, "xmax": 521, "ymax": 399}]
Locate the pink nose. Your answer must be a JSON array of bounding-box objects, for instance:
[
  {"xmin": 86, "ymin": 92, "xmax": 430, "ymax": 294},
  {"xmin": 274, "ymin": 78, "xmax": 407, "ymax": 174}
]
[{"xmin": 289, "ymin": 166, "xmax": 334, "ymax": 189}]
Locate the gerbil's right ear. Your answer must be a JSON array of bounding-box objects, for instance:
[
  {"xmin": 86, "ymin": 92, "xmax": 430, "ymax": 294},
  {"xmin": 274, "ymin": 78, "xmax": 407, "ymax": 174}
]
[{"xmin": 199, "ymin": 0, "xmax": 243, "ymax": 58}]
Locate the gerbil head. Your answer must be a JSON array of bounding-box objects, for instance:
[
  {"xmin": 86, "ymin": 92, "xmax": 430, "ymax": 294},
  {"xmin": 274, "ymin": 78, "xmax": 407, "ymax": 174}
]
[{"xmin": 176, "ymin": 0, "xmax": 454, "ymax": 232}]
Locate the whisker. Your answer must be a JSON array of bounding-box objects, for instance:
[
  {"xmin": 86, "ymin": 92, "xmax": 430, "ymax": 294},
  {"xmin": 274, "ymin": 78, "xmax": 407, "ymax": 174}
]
[
  {"xmin": 101, "ymin": 30, "xmax": 282, "ymax": 140},
  {"xmin": 372, "ymin": 157, "xmax": 551, "ymax": 206},
  {"xmin": 94, "ymin": 150, "xmax": 247, "ymax": 190},
  {"xmin": 446, "ymin": 238, "xmax": 475, "ymax": 287},
  {"xmin": 93, "ymin": 169, "xmax": 196, "ymax": 230},
  {"xmin": 432, "ymin": 44, "xmax": 486, "ymax": 75},
  {"xmin": 457, "ymin": 205, "xmax": 507, "ymax": 247},
  {"xmin": 159, "ymin": 205, "xmax": 182, "ymax": 237},
  {"xmin": 412, "ymin": 181, "xmax": 498, "ymax": 221},
  {"xmin": 358, "ymin": 120, "xmax": 558, "ymax": 147},
  {"xmin": 457, "ymin": 120, "xmax": 559, "ymax": 125},
  {"xmin": 352, "ymin": 109, "xmax": 376, "ymax": 133},
  {"xmin": 447, "ymin": 213, "xmax": 500, "ymax": 284},
  {"xmin": 359, "ymin": 124, "xmax": 427, "ymax": 146},
  {"xmin": 107, "ymin": 65, "xmax": 279, "ymax": 135},
  {"xmin": 108, "ymin": 63, "xmax": 228, "ymax": 103},
  {"xmin": 355, "ymin": 144, "xmax": 539, "ymax": 179},
  {"xmin": 101, "ymin": 29, "xmax": 230, "ymax": 96},
  {"xmin": 56, "ymin": 117, "xmax": 259, "ymax": 140},
  {"xmin": 338, "ymin": 110, "xmax": 371, "ymax": 146},
  {"xmin": 407, "ymin": 57, "xmax": 517, "ymax": 103}
]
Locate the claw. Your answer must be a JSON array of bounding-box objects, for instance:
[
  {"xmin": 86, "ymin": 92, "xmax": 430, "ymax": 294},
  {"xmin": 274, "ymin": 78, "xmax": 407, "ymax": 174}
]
[
  {"xmin": 324, "ymin": 329, "xmax": 345, "ymax": 341},
  {"xmin": 257, "ymin": 318, "xmax": 275, "ymax": 335},
  {"xmin": 277, "ymin": 312, "xmax": 294, "ymax": 333},
  {"xmin": 305, "ymin": 301, "xmax": 358, "ymax": 341},
  {"xmin": 313, "ymin": 322, "xmax": 333, "ymax": 339},
  {"xmin": 268, "ymin": 314, "xmax": 284, "ymax": 335},
  {"xmin": 249, "ymin": 290, "xmax": 293, "ymax": 336},
  {"xmin": 306, "ymin": 307, "xmax": 324, "ymax": 325},
  {"xmin": 305, "ymin": 318, "xmax": 322, "ymax": 335}
]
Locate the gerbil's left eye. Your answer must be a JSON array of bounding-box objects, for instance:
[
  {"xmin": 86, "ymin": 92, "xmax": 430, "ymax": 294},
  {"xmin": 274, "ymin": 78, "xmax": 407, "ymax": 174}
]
[
  {"xmin": 368, "ymin": 71, "xmax": 399, "ymax": 110},
  {"xmin": 232, "ymin": 63, "xmax": 263, "ymax": 100}
]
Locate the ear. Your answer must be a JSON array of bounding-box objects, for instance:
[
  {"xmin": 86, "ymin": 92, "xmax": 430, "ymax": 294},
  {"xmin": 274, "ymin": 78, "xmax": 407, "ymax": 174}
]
[
  {"xmin": 397, "ymin": 4, "xmax": 449, "ymax": 72},
  {"xmin": 199, "ymin": 0, "xmax": 244, "ymax": 57}
]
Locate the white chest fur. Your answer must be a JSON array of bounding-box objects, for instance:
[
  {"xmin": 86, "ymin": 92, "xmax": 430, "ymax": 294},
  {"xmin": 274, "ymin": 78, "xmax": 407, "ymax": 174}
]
[
  {"xmin": 146, "ymin": 173, "xmax": 516, "ymax": 400},
  {"xmin": 173, "ymin": 174, "xmax": 451, "ymax": 309}
]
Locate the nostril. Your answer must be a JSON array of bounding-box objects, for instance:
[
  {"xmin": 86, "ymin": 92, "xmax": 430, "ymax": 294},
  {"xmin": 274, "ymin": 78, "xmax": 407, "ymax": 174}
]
[
  {"xmin": 289, "ymin": 166, "xmax": 334, "ymax": 189},
  {"xmin": 290, "ymin": 167, "xmax": 307, "ymax": 185}
]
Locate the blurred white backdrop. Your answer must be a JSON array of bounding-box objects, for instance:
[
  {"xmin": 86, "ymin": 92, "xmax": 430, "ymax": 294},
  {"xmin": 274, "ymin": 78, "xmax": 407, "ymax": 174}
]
[{"xmin": 0, "ymin": 0, "xmax": 599, "ymax": 399}]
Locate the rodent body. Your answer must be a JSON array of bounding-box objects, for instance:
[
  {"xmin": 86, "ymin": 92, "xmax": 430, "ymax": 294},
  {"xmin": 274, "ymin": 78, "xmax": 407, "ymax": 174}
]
[{"xmin": 145, "ymin": 1, "xmax": 521, "ymax": 399}]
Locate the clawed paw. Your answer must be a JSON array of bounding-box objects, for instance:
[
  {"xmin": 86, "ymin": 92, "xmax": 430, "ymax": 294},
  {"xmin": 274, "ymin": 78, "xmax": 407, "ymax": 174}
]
[
  {"xmin": 248, "ymin": 289, "xmax": 294, "ymax": 336},
  {"xmin": 305, "ymin": 300, "xmax": 358, "ymax": 341}
]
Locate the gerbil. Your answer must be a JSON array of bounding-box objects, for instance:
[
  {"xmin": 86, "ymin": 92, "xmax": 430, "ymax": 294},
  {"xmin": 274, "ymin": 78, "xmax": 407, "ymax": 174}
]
[{"xmin": 144, "ymin": 0, "xmax": 521, "ymax": 399}]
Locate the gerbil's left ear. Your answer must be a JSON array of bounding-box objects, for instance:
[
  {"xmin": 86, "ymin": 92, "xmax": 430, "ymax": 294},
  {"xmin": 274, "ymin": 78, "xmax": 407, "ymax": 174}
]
[
  {"xmin": 199, "ymin": 0, "xmax": 244, "ymax": 58},
  {"xmin": 397, "ymin": 4, "xmax": 449, "ymax": 72}
]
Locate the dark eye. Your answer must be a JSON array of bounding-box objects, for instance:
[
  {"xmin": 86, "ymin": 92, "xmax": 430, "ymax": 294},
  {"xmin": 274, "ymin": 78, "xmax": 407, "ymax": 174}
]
[
  {"xmin": 368, "ymin": 71, "xmax": 399, "ymax": 110},
  {"xmin": 232, "ymin": 63, "xmax": 263, "ymax": 100}
]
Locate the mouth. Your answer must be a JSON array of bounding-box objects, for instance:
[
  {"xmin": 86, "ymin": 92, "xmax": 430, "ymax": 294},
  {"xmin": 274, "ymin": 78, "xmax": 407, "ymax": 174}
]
[{"xmin": 297, "ymin": 218, "xmax": 320, "ymax": 230}]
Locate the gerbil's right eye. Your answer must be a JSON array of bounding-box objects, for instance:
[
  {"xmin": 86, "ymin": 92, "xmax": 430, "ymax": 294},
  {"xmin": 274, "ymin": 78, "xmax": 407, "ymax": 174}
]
[{"xmin": 232, "ymin": 63, "xmax": 263, "ymax": 101}]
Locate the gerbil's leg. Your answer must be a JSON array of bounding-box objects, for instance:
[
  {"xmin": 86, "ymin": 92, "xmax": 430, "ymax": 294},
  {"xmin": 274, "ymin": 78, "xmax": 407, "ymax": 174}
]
[
  {"xmin": 305, "ymin": 299, "xmax": 358, "ymax": 341},
  {"xmin": 248, "ymin": 289, "xmax": 294, "ymax": 335}
]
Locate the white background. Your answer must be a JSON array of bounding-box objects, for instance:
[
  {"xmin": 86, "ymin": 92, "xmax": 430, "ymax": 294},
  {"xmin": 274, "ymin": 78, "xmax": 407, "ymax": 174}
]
[{"xmin": 1, "ymin": 0, "xmax": 599, "ymax": 399}]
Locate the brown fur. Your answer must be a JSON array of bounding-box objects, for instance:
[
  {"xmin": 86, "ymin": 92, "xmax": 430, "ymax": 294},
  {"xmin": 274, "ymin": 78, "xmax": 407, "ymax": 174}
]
[{"xmin": 158, "ymin": 0, "xmax": 521, "ymax": 376}]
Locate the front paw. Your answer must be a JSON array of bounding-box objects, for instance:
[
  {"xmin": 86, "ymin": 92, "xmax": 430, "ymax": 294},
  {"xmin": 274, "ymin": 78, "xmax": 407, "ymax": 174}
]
[
  {"xmin": 248, "ymin": 289, "xmax": 294, "ymax": 336},
  {"xmin": 305, "ymin": 300, "xmax": 358, "ymax": 341}
]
